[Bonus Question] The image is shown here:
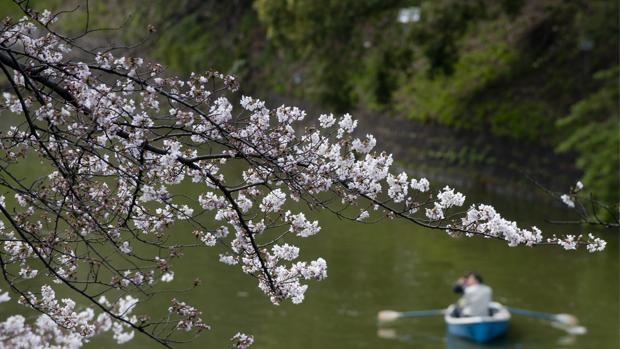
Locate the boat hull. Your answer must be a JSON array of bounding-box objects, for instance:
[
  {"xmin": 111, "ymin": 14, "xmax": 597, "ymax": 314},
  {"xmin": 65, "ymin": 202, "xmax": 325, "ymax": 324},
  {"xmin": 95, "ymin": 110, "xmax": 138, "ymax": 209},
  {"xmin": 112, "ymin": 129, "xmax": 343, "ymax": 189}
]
[
  {"xmin": 447, "ymin": 320, "xmax": 508, "ymax": 343},
  {"xmin": 445, "ymin": 302, "xmax": 510, "ymax": 343}
]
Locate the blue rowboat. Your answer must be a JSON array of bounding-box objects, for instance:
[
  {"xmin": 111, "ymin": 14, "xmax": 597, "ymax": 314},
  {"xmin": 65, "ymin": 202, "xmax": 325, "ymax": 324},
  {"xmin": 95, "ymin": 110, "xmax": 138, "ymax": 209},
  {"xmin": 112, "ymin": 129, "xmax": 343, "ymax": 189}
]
[{"xmin": 445, "ymin": 302, "xmax": 510, "ymax": 343}]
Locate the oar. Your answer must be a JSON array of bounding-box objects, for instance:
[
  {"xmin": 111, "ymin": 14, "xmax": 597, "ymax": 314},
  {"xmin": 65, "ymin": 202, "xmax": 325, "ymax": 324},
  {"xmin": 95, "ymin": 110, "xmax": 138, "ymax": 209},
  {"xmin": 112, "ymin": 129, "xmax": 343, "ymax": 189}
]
[
  {"xmin": 378, "ymin": 309, "xmax": 445, "ymax": 323},
  {"xmin": 507, "ymin": 307, "xmax": 587, "ymax": 335}
]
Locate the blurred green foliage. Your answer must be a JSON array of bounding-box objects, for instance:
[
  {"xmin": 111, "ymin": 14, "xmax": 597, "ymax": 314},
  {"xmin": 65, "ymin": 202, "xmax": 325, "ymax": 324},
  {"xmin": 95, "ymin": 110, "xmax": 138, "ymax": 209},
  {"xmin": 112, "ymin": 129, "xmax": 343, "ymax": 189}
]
[
  {"xmin": 254, "ymin": 0, "xmax": 406, "ymax": 109},
  {"xmin": 256, "ymin": 0, "xmax": 620, "ymax": 203},
  {"xmin": 556, "ymin": 67, "xmax": 619, "ymax": 204},
  {"xmin": 1, "ymin": 0, "xmax": 618, "ymax": 203}
]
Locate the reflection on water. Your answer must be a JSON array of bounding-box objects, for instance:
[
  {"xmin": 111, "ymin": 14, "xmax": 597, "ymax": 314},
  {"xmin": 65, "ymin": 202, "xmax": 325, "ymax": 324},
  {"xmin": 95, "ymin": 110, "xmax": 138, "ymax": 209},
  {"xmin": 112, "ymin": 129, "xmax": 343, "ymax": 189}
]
[{"xmin": 377, "ymin": 326, "xmax": 582, "ymax": 348}]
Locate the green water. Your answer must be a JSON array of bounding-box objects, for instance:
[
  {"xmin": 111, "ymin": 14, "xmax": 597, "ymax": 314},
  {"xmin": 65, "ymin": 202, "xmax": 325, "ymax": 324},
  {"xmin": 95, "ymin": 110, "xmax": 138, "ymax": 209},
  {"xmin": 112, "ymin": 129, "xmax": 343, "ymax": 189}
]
[
  {"xmin": 79, "ymin": 188, "xmax": 617, "ymax": 349},
  {"xmin": 0, "ymin": 171, "xmax": 617, "ymax": 348},
  {"xmin": 0, "ymin": 116, "xmax": 617, "ymax": 349}
]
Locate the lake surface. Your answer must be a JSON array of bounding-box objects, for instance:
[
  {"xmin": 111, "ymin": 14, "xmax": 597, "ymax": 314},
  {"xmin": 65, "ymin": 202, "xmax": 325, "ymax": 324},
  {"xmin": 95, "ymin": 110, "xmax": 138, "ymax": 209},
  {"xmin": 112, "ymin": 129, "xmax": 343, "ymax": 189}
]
[
  {"xmin": 82, "ymin": 183, "xmax": 618, "ymax": 349},
  {"xmin": 0, "ymin": 114, "xmax": 617, "ymax": 349}
]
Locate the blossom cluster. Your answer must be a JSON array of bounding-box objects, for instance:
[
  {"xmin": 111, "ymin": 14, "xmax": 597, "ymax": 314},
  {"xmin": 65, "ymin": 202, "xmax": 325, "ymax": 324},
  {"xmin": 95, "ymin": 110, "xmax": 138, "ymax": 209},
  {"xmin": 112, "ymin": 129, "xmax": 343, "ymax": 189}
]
[
  {"xmin": 168, "ymin": 298, "xmax": 209, "ymax": 332},
  {"xmin": 0, "ymin": 286, "xmax": 136, "ymax": 348},
  {"xmin": 231, "ymin": 332, "xmax": 255, "ymax": 349}
]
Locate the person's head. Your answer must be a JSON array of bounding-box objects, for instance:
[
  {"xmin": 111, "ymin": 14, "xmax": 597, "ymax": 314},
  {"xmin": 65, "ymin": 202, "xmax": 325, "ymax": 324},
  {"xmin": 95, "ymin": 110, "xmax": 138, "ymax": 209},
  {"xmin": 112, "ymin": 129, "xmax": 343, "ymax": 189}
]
[{"xmin": 464, "ymin": 272, "xmax": 483, "ymax": 286}]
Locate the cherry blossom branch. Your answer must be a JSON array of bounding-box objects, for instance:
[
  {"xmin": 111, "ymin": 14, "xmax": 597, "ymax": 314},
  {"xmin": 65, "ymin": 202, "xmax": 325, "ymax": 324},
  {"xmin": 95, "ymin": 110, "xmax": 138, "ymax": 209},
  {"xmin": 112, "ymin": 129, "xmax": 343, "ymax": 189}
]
[{"xmin": 0, "ymin": 8, "xmax": 607, "ymax": 349}]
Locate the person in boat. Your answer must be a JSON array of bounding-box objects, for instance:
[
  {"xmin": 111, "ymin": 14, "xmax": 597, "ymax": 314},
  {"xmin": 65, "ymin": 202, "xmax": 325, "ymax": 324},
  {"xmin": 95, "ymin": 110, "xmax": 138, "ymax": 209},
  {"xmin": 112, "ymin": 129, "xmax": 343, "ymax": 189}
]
[{"xmin": 451, "ymin": 272, "xmax": 492, "ymax": 317}]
